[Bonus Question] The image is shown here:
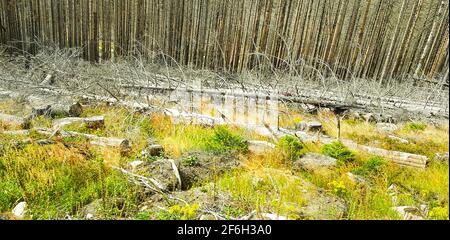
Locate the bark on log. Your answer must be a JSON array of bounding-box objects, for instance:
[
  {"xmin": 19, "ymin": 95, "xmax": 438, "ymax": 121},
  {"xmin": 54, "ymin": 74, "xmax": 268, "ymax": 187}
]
[{"xmin": 0, "ymin": 113, "xmax": 31, "ymax": 129}]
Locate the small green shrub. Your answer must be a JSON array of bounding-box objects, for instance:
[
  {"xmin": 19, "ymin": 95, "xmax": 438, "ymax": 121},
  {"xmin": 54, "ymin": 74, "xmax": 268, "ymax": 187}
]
[
  {"xmin": 321, "ymin": 141, "xmax": 355, "ymax": 164},
  {"xmin": 277, "ymin": 135, "xmax": 305, "ymax": 161},
  {"xmin": 182, "ymin": 156, "xmax": 200, "ymax": 167},
  {"xmin": 206, "ymin": 127, "xmax": 247, "ymax": 153},
  {"xmin": 405, "ymin": 122, "xmax": 427, "ymax": 131},
  {"xmin": 158, "ymin": 204, "xmax": 200, "ymax": 220},
  {"xmin": 353, "ymin": 156, "xmax": 385, "ymax": 176}
]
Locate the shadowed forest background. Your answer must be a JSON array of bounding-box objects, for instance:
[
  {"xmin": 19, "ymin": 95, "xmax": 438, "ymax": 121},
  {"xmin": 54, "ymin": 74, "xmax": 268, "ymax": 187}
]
[{"xmin": 0, "ymin": 0, "xmax": 448, "ymax": 83}]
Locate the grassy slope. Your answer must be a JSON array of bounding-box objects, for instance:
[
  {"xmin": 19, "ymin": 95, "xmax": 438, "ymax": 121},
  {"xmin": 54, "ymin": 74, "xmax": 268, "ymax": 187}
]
[{"xmin": 0, "ymin": 102, "xmax": 448, "ymax": 220}]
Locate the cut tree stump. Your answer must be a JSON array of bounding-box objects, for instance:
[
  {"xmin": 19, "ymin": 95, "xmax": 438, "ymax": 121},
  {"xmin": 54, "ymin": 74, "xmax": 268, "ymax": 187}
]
[
  {"xmin": 0, "ymin": 113, "xmax": 31, "ymax": 129},
  {"xmin": 53, "ymin": 116, "xmax": 105, "ymax": 129}
]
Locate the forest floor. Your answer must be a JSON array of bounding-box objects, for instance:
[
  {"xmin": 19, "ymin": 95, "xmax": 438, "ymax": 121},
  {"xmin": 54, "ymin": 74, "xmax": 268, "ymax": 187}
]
[{"xmin": 0, "ymin": 93, "xmax": 448, "ymax": 220}]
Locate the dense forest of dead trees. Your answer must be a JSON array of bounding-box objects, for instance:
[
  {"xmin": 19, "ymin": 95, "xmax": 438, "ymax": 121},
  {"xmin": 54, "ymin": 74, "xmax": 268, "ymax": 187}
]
[{"xmin": 0, "ymin": 0, "xmax": 448, "ymax": 83}]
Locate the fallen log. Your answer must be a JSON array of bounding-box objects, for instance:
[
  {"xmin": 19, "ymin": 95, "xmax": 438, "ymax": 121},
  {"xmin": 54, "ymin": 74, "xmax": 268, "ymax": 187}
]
[
  {"xmin": 53, "ymin": 116, "xmax": 105, "ymax": 129},
  {"xmin": 2, "ymin": 128, "xmax": 131, "ymax": 151},
  {"xmin": 119, "ymin": 83, "xmax": 449, "ymax": 119},
  {"xmin": 0, "ymin": 113, "xmax": 31, "ymax": 129},
  {"xmin": 30, "ymin": 100, "xmax": 83, "ymax": 118}
]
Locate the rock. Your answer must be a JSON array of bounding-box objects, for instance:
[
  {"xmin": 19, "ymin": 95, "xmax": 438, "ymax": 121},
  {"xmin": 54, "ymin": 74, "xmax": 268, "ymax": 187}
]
[
  {"xmin": 376, "ymin": 123, "xmax": 398, "ymax": 134},
  {"xmin": 393, "ymin": 206, "xmax": 427, "ymax": 220},
  {"xmin": 346, "ymin": 172, "xmax": 367, "ymax": 184},
  {"xmin": 146, "ymin": 159, "xmax": 181, "ymax": 191},
  {"xmin": 434, "ymin": 152, "xmax": 449, "ymax": 164},
  {"xmin": 388, "ymin": 135, "xmax": 409, "ymax": 144},
  {"xmin": 247, "ymin": 140, "xmax": 275, "ymax": 155},
  {"xmin": 12, "ymin": 202, "xmax": 27, "ymax": 218},
  {"xmin": 295, "ymin": 121, "xmax": 323, "ymax": 132},
  {"xmin": 141, "ymin": 144, "xmax": 164, "ymax": 158},
  {"xmin": 293, "ymin": 153, "xmax": 337, "ymax": 172}
]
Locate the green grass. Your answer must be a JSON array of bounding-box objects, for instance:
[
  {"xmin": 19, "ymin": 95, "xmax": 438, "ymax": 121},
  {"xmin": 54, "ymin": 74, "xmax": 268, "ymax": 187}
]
[
  {"xmin": 0, "ymin": 142, "xmax": 141, "ymax": 219},
  {"xmin": 216, "ymin": 169, "xmax": 307, "ymax": 218}
]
